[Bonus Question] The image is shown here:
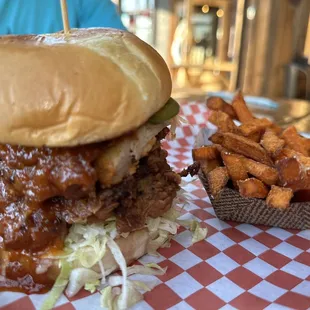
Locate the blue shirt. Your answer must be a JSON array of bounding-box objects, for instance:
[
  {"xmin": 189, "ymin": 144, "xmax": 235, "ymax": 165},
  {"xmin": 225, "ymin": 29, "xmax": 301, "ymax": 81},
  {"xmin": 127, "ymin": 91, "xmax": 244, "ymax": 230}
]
[{"xmin": 0, "ymin": 0, "xmax": 126, "ymax": 35}]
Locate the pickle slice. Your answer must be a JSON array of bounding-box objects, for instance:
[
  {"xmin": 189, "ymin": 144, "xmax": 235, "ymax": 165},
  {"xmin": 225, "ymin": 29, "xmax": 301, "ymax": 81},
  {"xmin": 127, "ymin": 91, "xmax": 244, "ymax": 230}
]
[{"xmin": 148, "ymin": 98, "xmax": 180, "ymax": 124}]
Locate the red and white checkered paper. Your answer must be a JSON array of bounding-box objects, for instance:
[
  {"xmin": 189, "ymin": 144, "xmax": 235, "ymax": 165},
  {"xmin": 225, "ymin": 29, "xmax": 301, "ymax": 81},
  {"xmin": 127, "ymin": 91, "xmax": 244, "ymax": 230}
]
[{"xmin": 1, "ymin": 101, "xmax": 310, "ymax": 310}]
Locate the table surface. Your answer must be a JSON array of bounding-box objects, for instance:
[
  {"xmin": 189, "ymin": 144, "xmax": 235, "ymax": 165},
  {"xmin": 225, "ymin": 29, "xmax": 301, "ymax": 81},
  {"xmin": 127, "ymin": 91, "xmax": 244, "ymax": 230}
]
[
  {"xmin": 250, "ymin": 98, "xmax": 310, "ymax": 133},
  {"xmin": 0, "ymin": 101, "xmax": 309, "ymax": 310},
  {"xmin": 173, "ymin": 91, "xmax": 310, "ymax": 132}
]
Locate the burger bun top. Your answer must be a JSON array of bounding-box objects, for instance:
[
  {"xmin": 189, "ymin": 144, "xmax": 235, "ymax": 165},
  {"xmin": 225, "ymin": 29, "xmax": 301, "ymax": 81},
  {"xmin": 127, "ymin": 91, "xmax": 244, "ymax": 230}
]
[{"xmin": 0, "ymin": 28, "xmax": 172, "ymax": 147}]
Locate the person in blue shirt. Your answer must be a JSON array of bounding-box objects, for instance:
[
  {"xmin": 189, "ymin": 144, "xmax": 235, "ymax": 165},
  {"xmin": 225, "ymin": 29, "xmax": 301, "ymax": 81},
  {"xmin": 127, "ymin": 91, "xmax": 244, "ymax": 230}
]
[{"xmin": 0, "ymin": 0, "xmax": 126, "ymax": 35}]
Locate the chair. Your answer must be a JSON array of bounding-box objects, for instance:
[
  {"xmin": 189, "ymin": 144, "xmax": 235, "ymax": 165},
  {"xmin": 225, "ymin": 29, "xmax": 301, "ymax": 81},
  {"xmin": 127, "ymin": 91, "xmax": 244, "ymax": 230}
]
[{"xmin": 285, "ymin": 61, "xmax": 310, "ymax": 100}]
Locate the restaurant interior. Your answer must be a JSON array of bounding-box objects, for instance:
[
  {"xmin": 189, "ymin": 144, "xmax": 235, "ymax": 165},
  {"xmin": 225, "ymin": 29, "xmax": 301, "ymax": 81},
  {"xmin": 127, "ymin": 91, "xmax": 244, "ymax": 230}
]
[
  {"xmin": 114, "ymin": 0, "xmax": 310, "ymax": 132},
  {"xmin": 0, "ymin": 1, "xmax": 309, "ymax": 310}
]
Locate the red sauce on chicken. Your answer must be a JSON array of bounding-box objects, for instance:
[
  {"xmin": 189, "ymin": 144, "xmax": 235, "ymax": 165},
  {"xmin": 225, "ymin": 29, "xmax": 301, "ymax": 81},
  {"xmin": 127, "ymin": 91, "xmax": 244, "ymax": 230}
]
[{"xmin": 0, "ymin": 143, "xmax": 104, "ymax": 293}]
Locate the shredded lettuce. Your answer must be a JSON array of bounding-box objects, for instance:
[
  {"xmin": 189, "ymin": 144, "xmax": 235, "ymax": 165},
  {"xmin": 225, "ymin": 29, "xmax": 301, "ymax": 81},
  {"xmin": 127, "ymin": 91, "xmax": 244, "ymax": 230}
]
[
  {"xmin": 161, "ymin": 237, "xmax": 173, "ymax": 248},
  {"xmin": 107, "ymin": 263, "xmax": 166, "ymax": 291},
  {"xmin": 41, "ymin": 261, "xmax": 71, "ymax": 310},
  {"xmin": 106, "ymin": 236, "xmax": 128, "ymax": 310},
  {"xmin": 99, "ymin": 239, "xmax": 156, "ymax": 310},
  {"xmin": 100, "ymin": 278, "xmax": 152, "ymax": 309},
  {"xmin": 100, "ymin": 286, "xmax": 114, "ymax": 310},
  {"xmin": 132, "ymin": 280, "xmax": 152, "ymax": 292},
  {"xmin": 147, "ymin": 229, "xmax": 169, "ymax": 255},
  {"xmin": 159, "ymin": 218, "xmax": 179, "ymax": 234},
  {"xmin": 85, "ymin": 279, "xmax": 101, "ymax": 294},
  {"xmin": 178, "ymin": 220, "xmax": 208, "ymax": 243},
  {"xmin": 100, "ymin": 263, "xmax": 167, "ymax": 309},
  {"xmin": 146, "ymin": 217, "xmax": 161, "ymax": 233},
  {"xmin": 169, "ymin": 186, "xmax": 192, "ymax": 214},
  {"xmin": 65, "ymin": 223, "xmax": 109, "ymax": 270},
  {"xmin": 114, "ymin": 280, "xmax": 144, "ymax": 310},
  {"xmin": 162, "ymin": 208, "xmax": 181, "ymax": 221},
  {"xmin": 103, "ymin": 283, "xmax": 139, "ymax": 310},
  {"xmin": 104, "ymin": 221, "xmax": 117, "ymax": 239},
  {"xmin": 128, "ymin": 264, "xmax": 167, "ymax": 276},
  {"xmin": 169, "ymin": 115, "xmax": 187, "ymax": 140},
  {"xmin": 65, "ymin": 268, "xmax": 101, "ymax": 297},
  {"xmin": 145, "ymin": 263, "xmax": 166, "ymax": 273},
  {"xmin": 191, "ymin": 222, "xmax": 208, "ymax": 244},
  {"xmin": 98, "ymin": 260, "xmax": 106, "ymax": 284},
  {"xmin": 107, "ymin": 275, "xmax": 123, "ymax": 287},
  {"xmin": 146, "ymin": 214, "xmax": 181, "ymax": 256}
]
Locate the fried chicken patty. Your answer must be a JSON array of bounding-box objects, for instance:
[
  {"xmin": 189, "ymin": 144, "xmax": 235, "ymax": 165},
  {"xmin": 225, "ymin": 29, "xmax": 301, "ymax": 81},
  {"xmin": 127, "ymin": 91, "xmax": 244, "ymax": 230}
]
[{"xmin": 0, "ymin": 128, "xmax": 180, "ymax": 253}]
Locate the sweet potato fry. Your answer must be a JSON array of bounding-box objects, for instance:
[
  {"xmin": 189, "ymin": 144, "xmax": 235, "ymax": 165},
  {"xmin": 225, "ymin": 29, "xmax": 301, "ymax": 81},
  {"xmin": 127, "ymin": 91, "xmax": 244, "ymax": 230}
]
[
  {"xmin": 266, "ymin": 185, "xmax": 293, "ymax": 209},
  {"xmin": 233, "ymin": 128, "xmax": 260, "ymax": 142},
  {"xmin": 231, "ymin": 91, "xmax": 254, "ymax": 123},
  {"xmin": 209, "ymin": 132, "xmax": 224, "ymax": 145},
  {"xmin": 238, "ymin": 123, "xmax": 264, "ymax": 138},
  {"xmin": 269, "ymin": 123, "xmax": 283, "ymax": 135},
  {"xmin": 261, "ymin": 129, "xmax": 285, "ymax": 157},
  {"xmin": 276, "ymin": 157, "xmax": 303, "ymax": 185},
  {"xmin": 209, "ymin": 111, "xmax": 237, "ymax": 133},
  {"xmin": 274, "ymin": 148, "xmax": 310, "ymax": 167},
  {"xmin": 221, "ymin": 152, "xmax": 248, "ymax": 185},
  {"xmin": 282, "ymin": 126, "xmax": 310, "ymax": 156},
  {"xmin": 238, "ymin": 178, "xmax": 269, "ymax": 198},
  {"xmin": 237, "ymin": 118, "xmax": 275, "ymax": 143},
  {"xmin": 206, "ymin": 96, "xmax": 237, "ymax": 119},
  {"xmin": 214, "ymin": 144, "xmax": 226, "ymax": 153},
  {"xmin": 192, "ymin": 145, "xmax": 220, "ymax": 161},
  {"xmin": 207, "ymin": 167, "xmax": 229, "ymax": 197},
  {"xmin": 243, "ymin": 158, "xmax": 278, "ymax": 185},
  {"xmin": 207, "ymin": 96, "xmax": 225, "ymax": 110},
  {"xmin": 200, "ymin": 159, "xmax": 221, "ymax": 175},
  {"xmin": 239, "ymin": 118, "xmax": 273, "ymax": 136},
  {"xmin": 237, "ymin": 126, "xmax": 263, "ymax": 143},
  {"xmin": 193, "ymin": 146, "xmax": 222, "ymax": 176},
  {"xmin": 274, "ymin": 148, "xmax": 300, "ymax": 162},
  {"xmin": 246, "ymin": 132, "xmax": 262, "ymax": 143},
  {"xmin": 221, "ymin": 132, "xmax": 273, "ymax": 166},
  {"xmin": 276, "ymin": 157, "xmax": 310, "ymax": 192}
]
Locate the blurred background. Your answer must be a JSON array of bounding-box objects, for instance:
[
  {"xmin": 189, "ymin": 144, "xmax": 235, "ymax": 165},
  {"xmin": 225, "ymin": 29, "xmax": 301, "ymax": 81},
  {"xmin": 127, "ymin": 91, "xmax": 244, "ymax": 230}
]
[{"xmin": 111, "ymin": 0, "xmax": 310, "ymax": 131}]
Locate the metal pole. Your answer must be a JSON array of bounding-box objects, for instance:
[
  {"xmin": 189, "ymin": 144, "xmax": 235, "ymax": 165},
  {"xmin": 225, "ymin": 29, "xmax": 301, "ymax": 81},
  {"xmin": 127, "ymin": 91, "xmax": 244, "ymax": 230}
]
[{"xmin": 229, "ymin": 0, "xmax": 245, "ymax": 91}]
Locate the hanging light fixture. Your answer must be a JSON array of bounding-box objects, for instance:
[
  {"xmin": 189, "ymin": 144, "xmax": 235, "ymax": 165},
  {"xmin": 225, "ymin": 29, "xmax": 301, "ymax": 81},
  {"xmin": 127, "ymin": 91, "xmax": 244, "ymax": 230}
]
[
  {"xmin": 216, "ymin": 9, "xmax": 224, "ymax": 18},
  {"xmin": 202, "ymin": 4, "xmax": 210, "ymax": 13}
]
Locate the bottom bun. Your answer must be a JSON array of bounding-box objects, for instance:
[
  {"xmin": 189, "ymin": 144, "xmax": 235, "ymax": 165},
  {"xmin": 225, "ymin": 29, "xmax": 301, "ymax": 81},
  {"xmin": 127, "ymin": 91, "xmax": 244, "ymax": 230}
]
[
  {"xmin": 63, "ymin": 228, "xmax": 152, "ymax": 299},
  {"xmin": 91, "ymin": 228, "xmax": 150, "ymax": 276}
]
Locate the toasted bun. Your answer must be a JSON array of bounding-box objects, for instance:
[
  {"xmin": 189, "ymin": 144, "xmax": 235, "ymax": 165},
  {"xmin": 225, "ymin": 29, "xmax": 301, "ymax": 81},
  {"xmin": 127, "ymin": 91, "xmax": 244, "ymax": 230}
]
[
  {"xmin": 91, "ymin": 228, "xmax": 150, "ymax": 276},
  {"xmin": 0, "ymin": 28, "xmax": 172, "ymax": 147}
]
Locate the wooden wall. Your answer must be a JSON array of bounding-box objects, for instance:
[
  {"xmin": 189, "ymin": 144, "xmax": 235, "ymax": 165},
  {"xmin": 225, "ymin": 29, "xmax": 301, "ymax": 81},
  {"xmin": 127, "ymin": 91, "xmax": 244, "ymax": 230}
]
[
  {"xmin": 304, "ymin": 15, "xmax": 310, "ymax": 60},
  {"xmin": 238, "ymin": 0, "xmax": 310, "ymax": 97}
]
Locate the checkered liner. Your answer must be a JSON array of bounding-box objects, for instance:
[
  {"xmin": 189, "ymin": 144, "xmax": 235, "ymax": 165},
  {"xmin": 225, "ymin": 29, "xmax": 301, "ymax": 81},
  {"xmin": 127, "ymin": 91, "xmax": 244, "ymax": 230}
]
[{"xmin": 1, "ymin": 101, "xmax": 309, "ymax": 310}]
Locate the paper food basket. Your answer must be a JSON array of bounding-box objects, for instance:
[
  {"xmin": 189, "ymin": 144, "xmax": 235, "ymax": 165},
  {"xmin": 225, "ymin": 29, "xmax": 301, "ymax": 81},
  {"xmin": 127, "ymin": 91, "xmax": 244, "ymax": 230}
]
[{"xmin": 194, "ymin": 127, "xmax": 310, "ymax": 230}]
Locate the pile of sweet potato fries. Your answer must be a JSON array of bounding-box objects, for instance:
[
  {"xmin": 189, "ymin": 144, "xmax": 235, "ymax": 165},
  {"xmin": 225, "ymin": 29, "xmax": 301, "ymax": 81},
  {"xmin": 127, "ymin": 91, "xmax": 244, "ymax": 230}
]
[{"xmin": 193, "ymin": 92, "xmax": 310, "ymax": 209}]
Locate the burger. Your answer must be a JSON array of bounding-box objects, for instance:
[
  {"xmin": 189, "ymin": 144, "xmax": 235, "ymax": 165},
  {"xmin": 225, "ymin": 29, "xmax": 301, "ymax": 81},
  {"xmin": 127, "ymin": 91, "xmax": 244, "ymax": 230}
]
[{"xmin": 0, "ymin": 28, "xmax": 200, "ymax": 309}]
